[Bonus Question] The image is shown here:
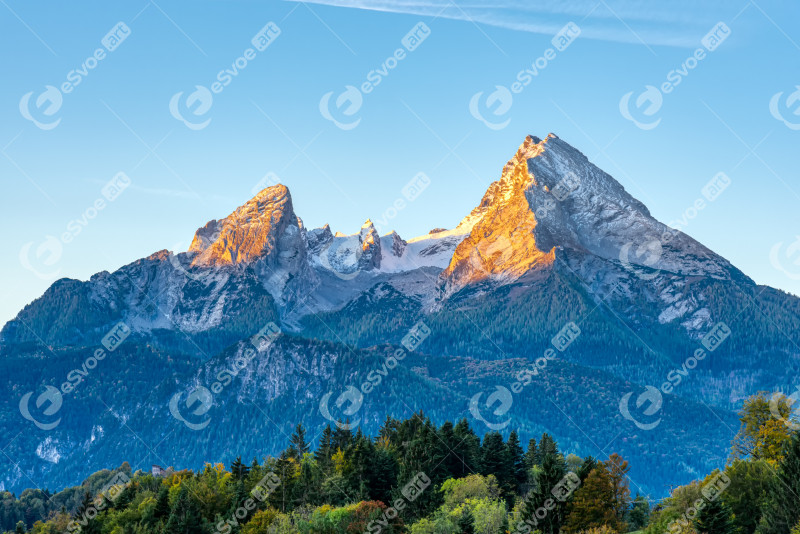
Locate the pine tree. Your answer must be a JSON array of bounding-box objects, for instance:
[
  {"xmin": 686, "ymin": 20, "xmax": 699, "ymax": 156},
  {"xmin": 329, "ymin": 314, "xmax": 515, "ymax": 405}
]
[
  {"xmin": 164, "ymin": 488, "xmax": 200, "ymax": 534},
  {"xmin": 695, "ymin": 498, "xmax": 736, "ymax": 534},
  {"xmin": 226, "ymin": 481, "xmax": 248, "ymax": 534},
  {"xmin": 481, "ymin": 432, "xmax": 511, "ymax": 482},
  {"xmin": 230, "ymin": 456, "xmax": 250, "ymax": 481},
  {"xmin": 295, "ymin": 455, "xmax": 321, "ymax": 507},
  {"xmin": 273, "ymin": 451, "xmax": 298, "ymax": 513},
  {"xmin": 525, "ymin": 438, "xmax": 538, "ymax": 470},
  {"xmin": 378, "ymin": 415, "xmax": 400, "ymax": 442},
  {"xmin": 452, "ymin": 418, "xmax": 482, "ymax": 477},
  {"xmin": 628, "ymin": 494, "xmax": 651, "ymax": 531},
  {"xmin": 370, "ymin": 444, "xmax": 398, "ymax": 505},
  {"xmin": 437, "ymin": 421, "xmax": 463, "ymax": 480},
  {"xmin": 76, "ymin": 491, "xmax": 93, "ymax": 517},
  {"xmin": 506, "ymin": 430, "xmax": 526, "ymax": 493},
  {"xmin": 759, "ymin": 432, "xmax": 800, "ymax": 534},
  {"xmin": 72, "ymin": 491, "xmax": 101, "ymax": 534},
  {"xmin": 576, "ymin": 456, "xmax": 597, "ymax": 482},
  {"xmin": 154, "ymin": 485, "xmax": 170, "ymax": 521},
  {"xmin": 536, "ymin": 433, "xmax": 557, "ymax": 465},
  {"xmin": 347, "ymin": 430, "xmax": 375, "ymax": 498},
  {"xmin": 521, "ymin": 452, "xmax": 568, "ymax": 534},
  {"xmin": 332, "ymin": 422, "xmax": 353, "ymax": 452},
  {"xmin": 458, "ymin": 508, "xmax": 476, "ymax": 534},
  {"xmin": 315, "ymin": 425, "xmax": 334, "ymax": 475},
  {"xmin": 290, "ymin": 423, "xmax": 309, "ymax": 459}
]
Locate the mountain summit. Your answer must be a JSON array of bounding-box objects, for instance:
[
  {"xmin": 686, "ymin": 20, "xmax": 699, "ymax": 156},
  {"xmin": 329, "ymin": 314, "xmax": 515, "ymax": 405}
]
[
  {"xmin": 189, "ymin": 184, "xmax": 301, "ymax": 267},
  {"xmin": 3, "ymin": 133, "xmax": 745, "ymax": 342},
  {"xmin": 444, "ymin": 133, "xmax": 736, "ymax": 294}
]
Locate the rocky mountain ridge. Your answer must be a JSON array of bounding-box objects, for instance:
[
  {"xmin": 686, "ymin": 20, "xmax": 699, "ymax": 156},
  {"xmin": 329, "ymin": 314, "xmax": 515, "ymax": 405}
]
[{"xmin": 3, "ymin": 132, "xmax": 798, "ymax": 499}]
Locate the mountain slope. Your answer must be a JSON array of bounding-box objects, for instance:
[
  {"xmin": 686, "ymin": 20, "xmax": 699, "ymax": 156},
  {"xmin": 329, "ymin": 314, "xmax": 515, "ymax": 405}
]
[{"xmin": 3, "ymin": 132, "xmax": 798, "ymax": 499}]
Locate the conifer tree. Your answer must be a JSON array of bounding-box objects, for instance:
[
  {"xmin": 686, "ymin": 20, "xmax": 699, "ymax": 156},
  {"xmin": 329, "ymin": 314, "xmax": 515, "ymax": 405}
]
[
  {"xmin": 332, "ymin": 422, "xmax": 353, "ymax": 452},
  {"xmin": 536, "ymin": 433, "xmax": 557, "ymax": 465},
  {"xmin": 315, "ymin": 425, "xmax": 334, "ymax": 474},
  {"xmin": 458, "ymin": 508, "xmax": 476, "ymax": 534},
  {"xmin": 525, "ymin": 438, "xmax": 538, "ymax": 469},
  {"xmin": 521, "ymin": 451, "xmax": 568, "ymax": 534},
  {"xmin": 437, "ymin": 421, "xmax": 463, "ymax": 479},
  {"xmin": 154, "ymin": 485, "xmax": 170, "ymax": 521},
  {"xmin": 290, "ymin": 423, "xmax": 309, "ymax": 459},
  {"xmin": 230, "ymin": 456, "xmax": 249, "ymax": 481},
  {"xmin": 694, "ymin": 498, "xmax": 736, "ymax": 534},
  {"xmin": 452, "ymin": 419, "xmax": 482, "ymax": 477},
  {"xmin": 506, "ymin": 430, "xmax": 527, "ymax": 492},
  {"xmin": 759, "ymin": 432, "xmax": 800, "ymax": 534},
  {"xmin": 627, "ymin": 494, "xmax": 650, "ymax": 530}
]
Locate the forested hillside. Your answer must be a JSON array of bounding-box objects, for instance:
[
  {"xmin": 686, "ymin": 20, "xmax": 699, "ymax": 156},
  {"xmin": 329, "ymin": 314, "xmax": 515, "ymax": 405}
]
[{"xmin": 3, "ymin": 393, "xmax": 799, "ymax": 534}]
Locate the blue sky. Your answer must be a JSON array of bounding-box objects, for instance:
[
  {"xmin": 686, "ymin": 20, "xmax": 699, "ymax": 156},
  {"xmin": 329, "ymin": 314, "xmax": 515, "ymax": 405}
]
[{"xmin": 1, "ymin": 0, "xmax": 799, "ymax": 327}]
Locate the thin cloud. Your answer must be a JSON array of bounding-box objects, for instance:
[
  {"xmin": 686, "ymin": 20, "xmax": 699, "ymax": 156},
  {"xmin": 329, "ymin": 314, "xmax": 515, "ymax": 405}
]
[{"xmin": 285, "ymin": 0, "xmax": 735, "ymax": 47}]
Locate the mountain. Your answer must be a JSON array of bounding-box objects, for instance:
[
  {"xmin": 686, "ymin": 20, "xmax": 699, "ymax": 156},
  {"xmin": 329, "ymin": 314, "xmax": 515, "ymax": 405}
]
[{"xmin": 3, "ymin": 133, "xmax": 799, "ymax": 498}]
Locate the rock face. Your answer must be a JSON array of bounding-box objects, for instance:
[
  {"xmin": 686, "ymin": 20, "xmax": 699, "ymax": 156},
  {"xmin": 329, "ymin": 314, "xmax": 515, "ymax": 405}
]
[
  {"xmin": 2, "ymin": 133, "xmax": 750, "ymax": 344},
  {"xmin": 1, "ymin": 133, "xmax": 750, "ymax": 343},
  {"xmin": 357, "ymin": 220, "xmax": 382, "ymax": 270},
  {"xmin": 441, "ymin": 135, "xmax": 556, "ymax": 296},
  {"xmin": 440, "ymin": 134, "xmax": 736, "ymax": 298},
  {"xmin": 189, "ymin": 184, "xmax": 302, "ymax": 268},
  {"xmin": 521, "ymin": 134, "xmax": 732, "ymax": 278}
]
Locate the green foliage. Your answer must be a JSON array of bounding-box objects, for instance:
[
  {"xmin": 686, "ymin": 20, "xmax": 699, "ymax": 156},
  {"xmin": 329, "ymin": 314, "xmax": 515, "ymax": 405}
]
[
  {"xmin": 4, "ymin": 398, "xmax": 799, "ymax": 534},
  {"xmin": 757, "ymin": 432, "xmax": 800, "ymax": 534},
  {"xmin": 731, "ymin": 392, "xmax": 795, "ymax": 464},
  {"xmin": 694, "ymin": 498, "xmax": 736, "ymax": 534},
  {"xmin": 724, "ymin": 459, "xmax": 772, "ymax": 533},
  {"xmin": 628, "ymin": 495, "xmax": 651, "ymax": 531}
]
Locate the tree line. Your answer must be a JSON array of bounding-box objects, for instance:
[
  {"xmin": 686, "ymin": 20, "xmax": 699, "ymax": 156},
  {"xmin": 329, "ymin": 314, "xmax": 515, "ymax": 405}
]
[{"xmin": 2, "ymin": 392, "xmax": 799, "ymax": 533}]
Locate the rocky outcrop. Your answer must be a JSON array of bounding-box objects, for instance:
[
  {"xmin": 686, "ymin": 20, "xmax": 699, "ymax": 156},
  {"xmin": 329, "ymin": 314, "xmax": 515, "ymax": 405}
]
[{"xmin": 189, "ymin": 185, "xmax": 303, "ymax": 269}]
